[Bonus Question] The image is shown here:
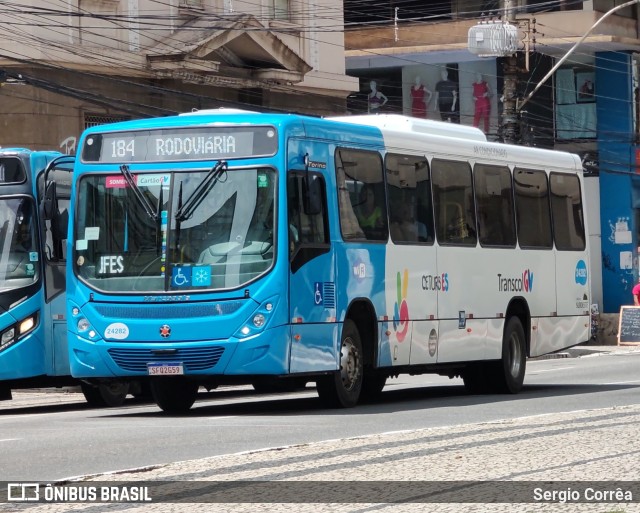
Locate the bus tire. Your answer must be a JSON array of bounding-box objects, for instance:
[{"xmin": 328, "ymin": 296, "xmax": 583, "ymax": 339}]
[
  {"xmin": 150, "ymin": 377, "xmax": 199, "ymax": 413},
  {"xmin": 316, "ymin": 320, "xmax": 363, "ymax": 408},
  {"xmin": 80, "ymin": 381, "xmax": 129, "ymax": 407},
  {"xmin": 493, "ymin": 316, "xmax": 526, "ymax": 394}
]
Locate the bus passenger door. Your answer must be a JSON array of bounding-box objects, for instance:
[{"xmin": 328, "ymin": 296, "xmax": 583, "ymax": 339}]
[
  {"xmin": 39, "ymin": 158, "xmax": 74, "ymax": 375},
  {"xmin": 287, "ymin": 172, "xmax": 336, "ymax": 373}
]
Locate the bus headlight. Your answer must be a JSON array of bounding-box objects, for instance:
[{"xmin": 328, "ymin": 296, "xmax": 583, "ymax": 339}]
[
  {"xmin": 0, "ymin": 312, "xmax": 39, "ymax": 352},
  {"xmin": 70, "ymin": 303, "xmax": 98, "ymax": 339},
  {"xmin": 19, "ymin": 316, "xmax": 35, "ymax": 335},
  {"xmin": 234, "ymin": 297, "xmax": 278, "ymax": 340},
  {"xmin": 77, "ymin": 318, "xmax": 90, "ymax": 332},
  {"xmin": 1, "ymin": 328, "xmax": 15, "ymax": 345},
  {"xmin": 252, "ymin": 314, "xmax": 266, "ymax": 328}
]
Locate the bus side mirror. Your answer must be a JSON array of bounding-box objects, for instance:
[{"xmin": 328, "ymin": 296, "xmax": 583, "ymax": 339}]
[
  {"xmin": 302, "ymin": 174, "xmax": 322, "ymax": 216},
  {"xmin": 40, "ymin": 181, "xmax": 67, "ymax": 261}
]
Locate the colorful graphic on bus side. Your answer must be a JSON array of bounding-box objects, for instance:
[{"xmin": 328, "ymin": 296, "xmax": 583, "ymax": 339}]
[{"xmin": 393, "ymin": 269, "xmax": 409, "ymax": 342}]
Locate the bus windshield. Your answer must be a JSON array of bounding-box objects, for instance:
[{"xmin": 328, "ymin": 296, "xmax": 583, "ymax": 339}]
[
  {"xmin": 74, "ymin": 167, "xmax": 276, "ymax": 293},
  {"xmin": 0, "ymin": 197, "xmax": 39, "ymax": 292}
]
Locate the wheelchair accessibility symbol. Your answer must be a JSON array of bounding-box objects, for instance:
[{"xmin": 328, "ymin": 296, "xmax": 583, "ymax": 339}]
[
  {"xmin": 172, "ymin": 266, "xmax": 192, "ymax": 287},
  {"xmin": 314, "ymin": 282, "xmax": 323, "ymax": 305}
]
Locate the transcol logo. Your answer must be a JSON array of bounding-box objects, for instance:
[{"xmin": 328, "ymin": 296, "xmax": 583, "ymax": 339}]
[
  {"xmin": 393, "ymin": 269, "xmax": 410, "ymax": 342},
  {"xmin": 497, "ymin": 270, "xmax": 534, "ymax": 292},
  {"xmin": 575, "ymin": 260, "xmax": 588, "ymax": 285}
]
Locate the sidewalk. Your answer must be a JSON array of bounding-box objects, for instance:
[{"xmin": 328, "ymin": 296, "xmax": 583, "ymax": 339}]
[
  {"xmin": 555, "ymin": 342, "xmax": 640, "ymax": 359},
  {"xmin": 3, "ymin": 404, "xmax": 640, "ymax": 512}
]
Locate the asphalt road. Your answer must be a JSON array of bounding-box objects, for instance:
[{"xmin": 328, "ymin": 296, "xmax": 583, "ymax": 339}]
[{"xmin": 1, "ymin": 346, "xmax": 639, "ymax": 482}]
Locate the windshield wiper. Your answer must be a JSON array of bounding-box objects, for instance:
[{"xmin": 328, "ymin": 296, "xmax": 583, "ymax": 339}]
[
  {"xmin": 174, "ymin": 161, "xmax": 228, "ymax": 223},
  {"xmin": 120, "ymin": 164, "xmax": 159, "ymax": 221},
  {"xmin": 156, "ymin": 184, "xmax": 164, "ymax": 255}
]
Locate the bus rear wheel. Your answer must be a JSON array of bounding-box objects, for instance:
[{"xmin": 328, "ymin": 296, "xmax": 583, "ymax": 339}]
[
  {"xmin": 150, "ymin": 377, "xmax": 199, "ymax": 413},
  {"xmin": 316, "ymin": 320, "xmax": 363, "ymax": 408},
  {"xmin": 493, "ymin": 316, "xmax": 526, "ymax": 394}
]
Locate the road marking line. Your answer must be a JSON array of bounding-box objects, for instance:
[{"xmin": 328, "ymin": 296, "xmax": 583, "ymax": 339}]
[
  {"xmin": 529, "ymin": 366, "xmax": 573, "ymax": 374},
  {"xmin": 0, "ymin": 438, "xmax": 20, "ymax": 442}
]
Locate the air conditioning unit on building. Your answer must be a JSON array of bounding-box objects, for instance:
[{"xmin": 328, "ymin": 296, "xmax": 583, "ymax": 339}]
[{"xmin": 468, "ymin": 21, "xmax": 519, "ymax": 57}]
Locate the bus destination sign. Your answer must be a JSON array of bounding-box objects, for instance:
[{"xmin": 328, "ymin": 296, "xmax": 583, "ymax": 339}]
[{"xmin": 82, "ymin": 126, "xmax": 278, "ymax": 163}]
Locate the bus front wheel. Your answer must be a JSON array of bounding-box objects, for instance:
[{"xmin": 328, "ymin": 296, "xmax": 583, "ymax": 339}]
[
  {"xmin": 150, "ymin": 377, "xmax": 199, "ymax": 413},
  {"xmin": 316, "ymin": 320, "xmax": 363, "ymax": 408}
]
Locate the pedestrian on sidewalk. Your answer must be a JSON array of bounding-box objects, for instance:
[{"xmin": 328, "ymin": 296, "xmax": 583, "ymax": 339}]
[{"xmin": 633, "ymin": 277, "xmax": 640, "ymax": 305}]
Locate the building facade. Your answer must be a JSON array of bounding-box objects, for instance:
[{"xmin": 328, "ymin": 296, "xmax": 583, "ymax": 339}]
[
  {"xmin": 344, "ymin": 0, "xmax": 640, "ymax": 314},
  {"xmin": 0, "ymin": 0, "xmax": 358, "ymax": 153}
]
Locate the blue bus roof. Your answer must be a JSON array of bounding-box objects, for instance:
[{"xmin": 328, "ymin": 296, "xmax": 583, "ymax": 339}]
[{"xmin": 81, "ymin": 110, "xmax": 321, "ymax": 134}]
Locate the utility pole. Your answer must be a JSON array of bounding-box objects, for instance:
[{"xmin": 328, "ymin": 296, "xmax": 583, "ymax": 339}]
[
  {"xmin": 501, "ymin": 0, "xmax": 519, "ymax": 144},
  {"xmin": 467, "ymin": 4, "xmax": 519, "ymax": 141}
]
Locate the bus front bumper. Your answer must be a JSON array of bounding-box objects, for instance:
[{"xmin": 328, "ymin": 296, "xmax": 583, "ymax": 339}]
[{"xmin": 68, "ymin": 324, "xmax": 292, "ymax": 379}]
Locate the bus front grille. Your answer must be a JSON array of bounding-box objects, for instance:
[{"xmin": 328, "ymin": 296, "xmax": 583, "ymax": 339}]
[
  {"xmin": 107, "ymin": 346, "xmax": 225, "ymax": 372},
  {"xmin": 94, "ymin": 302, "xmax": 243, "ymax": 319}
]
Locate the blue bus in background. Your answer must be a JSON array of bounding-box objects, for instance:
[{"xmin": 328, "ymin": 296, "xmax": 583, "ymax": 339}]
[
  {"xmin": 66, "ymin": 110, "xmax": 590, "ymax": 412},
  {"xmin": 0, "ymin": 148, "xmax": 134, "ymax": 407}
]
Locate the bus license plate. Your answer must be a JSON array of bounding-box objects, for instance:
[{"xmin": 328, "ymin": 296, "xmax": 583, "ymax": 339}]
[{"xmin": 147, "ymin": 362, "xmax": 184, "ymax": 375}]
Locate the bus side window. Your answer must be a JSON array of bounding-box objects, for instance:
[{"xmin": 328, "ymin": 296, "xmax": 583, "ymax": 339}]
[
  {"xmin": 514, "ymin": 168, "xmax": 553, "ymax": 249},
  {"xmin": 336, "ymin": 147, "xmax": 387, "ymax": 242},
  {"xmin": 287, "ymin": 173, "xmax": 329, "ymax": 262},
  {"xmin": 432, "ymin": 158, "xmax": 477, "ymax": 246},
  {"xmin": 550, "ymin": 173, "xmax": 585, "ymax": 251},
  {"xmin": 385, "ymin": 153, "xmax": 433, "ymax": 245},
  {"xmin": 474, "ymin": 163, "xmax": 515, "ymax": 247}
]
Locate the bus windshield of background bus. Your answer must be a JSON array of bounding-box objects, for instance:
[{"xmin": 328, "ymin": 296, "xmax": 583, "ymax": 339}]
[
  {"xmin": 73, "ymin": 167, "xmax": 276, "ymax": 293},
  {"xmin": 0, "ymin": 198, "xmax": 39, "ymax": 292}
]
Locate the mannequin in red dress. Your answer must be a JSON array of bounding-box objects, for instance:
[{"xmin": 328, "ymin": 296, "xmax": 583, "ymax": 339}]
[
  {"xmin": 472, "ymin": 73, "xmax": 491, "ymax": 133},
  {"xmin": 410, "ymin": 76, "xmax": 432, "ymax": 118}
]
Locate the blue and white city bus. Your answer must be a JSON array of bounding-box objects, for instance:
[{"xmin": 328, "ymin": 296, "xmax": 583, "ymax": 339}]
[
  {"xmin": 0, "ymin": 148, "xmax": 76, "ymax": 403},
  {"xmin": 66, "ymin": 111, "xmax": 590, "ymax": 412},
  {"xmin": 0, "ymin": 148, "xmax": 139, "ymax": 407}
]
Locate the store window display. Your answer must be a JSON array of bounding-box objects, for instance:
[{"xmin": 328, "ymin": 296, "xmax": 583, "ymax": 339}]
[
  {"xmin": 368, "ymin": 80, "xmax": 388, "ymax": 113},
  {"xmin": 435, "ymin": 70, "xmax": 458, "ymax": 123},
  {"xmin": 472, "ymin": 73, "xmax": 491, "ymax": 133},
  {"xmin": 410, "ymin": 76, "xmax": 432, "ymax": 118}
]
